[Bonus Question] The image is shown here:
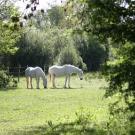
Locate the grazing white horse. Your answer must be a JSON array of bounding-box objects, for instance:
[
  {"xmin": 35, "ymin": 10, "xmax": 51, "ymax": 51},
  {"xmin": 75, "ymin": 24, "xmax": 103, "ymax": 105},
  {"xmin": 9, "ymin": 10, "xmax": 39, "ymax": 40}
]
[
  {"xmin": 48, "ymin": 64, "xmax": 83, "ymax": 88},
  {"xmin": 25, "ymin": 67, "xmax": 47, "ymax": 89}
]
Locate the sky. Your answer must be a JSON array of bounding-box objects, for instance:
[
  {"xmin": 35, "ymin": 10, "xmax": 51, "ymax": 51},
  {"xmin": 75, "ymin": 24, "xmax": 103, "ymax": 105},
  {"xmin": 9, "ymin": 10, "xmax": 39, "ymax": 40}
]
[{"xmin": 15, "ymin": 0, "xmax": 66, "ymax": 12}]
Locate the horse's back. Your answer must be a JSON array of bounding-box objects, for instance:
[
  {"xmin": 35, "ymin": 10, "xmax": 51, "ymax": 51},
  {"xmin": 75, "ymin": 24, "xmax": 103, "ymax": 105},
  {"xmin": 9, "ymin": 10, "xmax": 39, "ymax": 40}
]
[
  {"xmin": 49, "ymin": 64, "xmax": 75, "ymax": 76},
  {"xmin": 35, "ymin": 67, "xmax": 45, "ymax": 76},
  {"xmin": 25, "ymin": 67, "xmax": 44, "ymax": 77},
  {"xmin": 49, "ymin": 65, "xmax": 65, "ymax": 76},
  {"xmin": 25, "ymin": 67, "xmax": 33, "ymax": 77}
]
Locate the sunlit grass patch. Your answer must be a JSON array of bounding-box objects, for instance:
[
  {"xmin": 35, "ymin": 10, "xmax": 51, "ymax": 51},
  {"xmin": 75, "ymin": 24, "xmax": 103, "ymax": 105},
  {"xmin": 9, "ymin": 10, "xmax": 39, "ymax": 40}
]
[{"xmin": 0, "ymin": 75, "xmax": 109, "ymax": 135}]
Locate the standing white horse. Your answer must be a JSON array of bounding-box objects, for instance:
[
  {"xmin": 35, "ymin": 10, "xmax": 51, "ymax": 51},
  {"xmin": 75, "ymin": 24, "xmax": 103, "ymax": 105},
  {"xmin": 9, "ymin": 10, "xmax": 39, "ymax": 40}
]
[
  {"xmin": 48, "ymin": 64, "xmax": 83, "ymax": 88},
  {"xmin": 25, "ymin": 67, "xmax": 47, "ymax": 89}
]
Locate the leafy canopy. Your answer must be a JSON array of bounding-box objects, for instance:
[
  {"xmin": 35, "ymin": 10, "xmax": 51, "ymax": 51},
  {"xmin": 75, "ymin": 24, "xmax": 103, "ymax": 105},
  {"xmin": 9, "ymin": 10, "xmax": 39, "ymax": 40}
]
[{"xmin": 67, "ymin": 0, "xmax": 135, "ymax": 120}]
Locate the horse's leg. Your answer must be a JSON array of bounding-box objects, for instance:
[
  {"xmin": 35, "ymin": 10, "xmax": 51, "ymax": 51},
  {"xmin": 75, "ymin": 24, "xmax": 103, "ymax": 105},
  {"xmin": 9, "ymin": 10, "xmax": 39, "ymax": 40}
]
[
  {"xmin": 30, "ymin": 77, "xmax": 33, "ymax": 89},
  {"xmin": 26, "ymin": 77, "xmax": 29, "ymax": 89},
  {"xmin": 53, "ymin": 74, "xmax": 56, "ymax": 88},
  {"xmin": 68, "ymin": 75, "xmax": 71, "ymax": 88},
  {"xmin": 64, "ymin": 76, "xmax": 68, "ymax": 88},
  {"xmin": 36, "ymin": 77, "xmax": 40, "ymax": 89},
  {"xmin": 52, "ymin": 74, "xmax": 54, "ymax": 88}
]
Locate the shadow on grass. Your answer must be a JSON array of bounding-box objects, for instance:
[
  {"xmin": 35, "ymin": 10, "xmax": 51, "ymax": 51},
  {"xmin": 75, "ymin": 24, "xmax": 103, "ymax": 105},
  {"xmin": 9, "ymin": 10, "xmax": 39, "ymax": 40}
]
[
  {"xmin": 49, "ymin": 87, "xmax": 81, "ymax": 90},
  {"xmin": 11, "ymin": 120, "xmax": 106, "ymax": 135},
  {"xmin": 0, "ymin": 87, "xmax": 17, "ymax": 91}
]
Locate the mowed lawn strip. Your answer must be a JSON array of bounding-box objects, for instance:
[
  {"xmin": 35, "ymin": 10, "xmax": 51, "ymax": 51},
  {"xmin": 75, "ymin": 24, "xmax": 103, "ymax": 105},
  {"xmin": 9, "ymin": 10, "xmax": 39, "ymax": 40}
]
[{"xmin": 0, "ymin": 76, "xmax": 109, "ymax": 134}]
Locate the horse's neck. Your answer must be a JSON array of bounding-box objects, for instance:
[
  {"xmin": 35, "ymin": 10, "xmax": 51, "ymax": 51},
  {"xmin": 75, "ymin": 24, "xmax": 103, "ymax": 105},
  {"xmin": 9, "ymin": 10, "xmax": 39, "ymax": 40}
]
[
  {"xmin": 41, "ymin": 73, "xmax": 46, "ymax": 80},
  {"xmin": 72, "ymin": 66, "xmax": 79, "ymax": 74}
]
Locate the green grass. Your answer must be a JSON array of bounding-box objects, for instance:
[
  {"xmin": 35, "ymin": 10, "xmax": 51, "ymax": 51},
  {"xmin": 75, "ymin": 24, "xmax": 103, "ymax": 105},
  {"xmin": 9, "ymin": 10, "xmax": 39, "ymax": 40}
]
[{"xmin": 0, "ymin": 75, "xmax": 109, "ymax": 135}]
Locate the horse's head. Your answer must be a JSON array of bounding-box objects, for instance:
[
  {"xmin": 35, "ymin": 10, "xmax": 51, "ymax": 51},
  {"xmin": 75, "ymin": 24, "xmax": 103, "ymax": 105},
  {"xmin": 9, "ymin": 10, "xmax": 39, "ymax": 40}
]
[
  {"xmin": 78, "ymin": 69, "xmax": 83, "ymax": 80},
  {"xmin": 43, "ymin": 77, "xmax": 47, "ymax": 88}
]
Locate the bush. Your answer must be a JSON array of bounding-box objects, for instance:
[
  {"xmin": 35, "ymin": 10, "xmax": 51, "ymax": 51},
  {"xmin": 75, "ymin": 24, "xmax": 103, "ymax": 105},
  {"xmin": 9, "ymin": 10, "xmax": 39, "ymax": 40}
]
[
  {"xmin": 0, "ymin": 70, "xmax": 17, "ymax": 89},
  {"xmin": 57, "ymin": 45, "xmax": 87, "ymax": 70}
]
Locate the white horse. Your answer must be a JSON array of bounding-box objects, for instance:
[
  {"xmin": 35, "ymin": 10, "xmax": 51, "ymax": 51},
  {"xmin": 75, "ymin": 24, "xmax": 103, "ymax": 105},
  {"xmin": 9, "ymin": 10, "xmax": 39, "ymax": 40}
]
[
  {"xmin": 25, "ymin": 67, "xmax": 47, "ymax": 89},
  {"xmin": 48, "ymin": 64, "xmax": 83, "ymax": 88}
]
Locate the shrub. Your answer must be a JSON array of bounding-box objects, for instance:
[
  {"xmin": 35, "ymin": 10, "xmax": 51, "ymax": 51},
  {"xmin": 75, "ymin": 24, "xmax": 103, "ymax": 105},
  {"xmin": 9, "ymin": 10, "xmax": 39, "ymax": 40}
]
[
  {"xmin": 0, "ymin": 70, "xmax": 17, "ymax": 89},
  {"xmin": 57, "ymin": 45, "xmax": 87, "ymax": 70}
]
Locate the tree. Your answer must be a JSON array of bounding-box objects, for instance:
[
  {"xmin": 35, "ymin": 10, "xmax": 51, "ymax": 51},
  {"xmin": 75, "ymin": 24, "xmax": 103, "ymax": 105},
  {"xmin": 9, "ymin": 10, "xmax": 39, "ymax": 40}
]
[
  {"xmin": 0, "ymin": 1, "xmax": 22, "ymax": 55},
  {"xmin": 10, "ymin": 29, "xmax": 54, "ymax": 68},
  {"xmin": 47, "ymin": 6, "xmax": 65, "ymax": 26},
  {"xmin": 73, "ymin": 33, "xmax": 106, "ymax": 71},
  {"xmin": 68, "ymin": 0, "xmax": 135, "ymax": 43},
  {"xmin": 57, "ymin": 41, "xmax": 86, "ymax": 69},
  {"xmin": 67, "ymin": 0, "xmax": 135, "ymax": 120}
]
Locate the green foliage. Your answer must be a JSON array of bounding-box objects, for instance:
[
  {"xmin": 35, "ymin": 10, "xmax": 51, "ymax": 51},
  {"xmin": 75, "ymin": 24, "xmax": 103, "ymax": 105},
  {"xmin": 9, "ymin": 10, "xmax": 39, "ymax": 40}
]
[
  {"xmin": 10, "ymin": 27, "xmax": 87, "ymax": 70},
  {"xmin": 58, "ymin": 45, "xmax": 78, "ymax": 65},
  {"xmin": 10, "ymin": 27, "xmax": 69, "ymax": 68},
  {"xmin": 0, "ymin": 70, "xmax": 17, "ymax": 89},
  {"xmin": 69, "ymin": 0, "xmax": 135, "ymax": 43},
  {"xmin": 106, "ymin": 114, "xmax": 132, "ymax": 135},
  {"xmin": 103, "ymin": 42, "xmax": 135, "ymax": 120},
  {"xmin": 30, "ymin": 6, "xmax": 66, "ymax": 29},
  {"xmin": 58, "ymin": 44, "xmax": 86, "ymax": 69},
  {"xmin": 42, "ymin": 110, "xmax": 106, "ymax": 135},
  {"xmin": 73, "ymin": 33, "xmax": 106, "ymax": 71},
  {"xmin": 47, "ymin": 6, "xmax": 65, "ymax": 26},
  {"xmin": 0, "ymin": 1, "xmax": 17, "ymax": 20},
  {"xmin": 0, "ymin": 20, "xmax": 21, "ymax": 54},
  {"xmin": 10, "ymin": 29, "xmax": 53, "ymax": 68},
  {"xmin": 4, "ymin": 3, "xmax": 106, "ymax": 72},
  {"xmin": 68, "ymin": 0, "xmax": 135, "ymax": 124},
  {"xmin": 0, "ymin": 1, "xmax": 22, "ymax": 55}
]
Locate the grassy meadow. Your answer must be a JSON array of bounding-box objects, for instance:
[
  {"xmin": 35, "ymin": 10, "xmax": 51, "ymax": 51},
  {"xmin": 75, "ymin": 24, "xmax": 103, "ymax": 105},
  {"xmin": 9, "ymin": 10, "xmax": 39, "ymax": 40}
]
[{"xmin": 0, "ymin": 74, "xmax": 110, "ymax": 135}]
